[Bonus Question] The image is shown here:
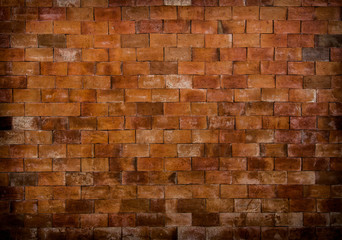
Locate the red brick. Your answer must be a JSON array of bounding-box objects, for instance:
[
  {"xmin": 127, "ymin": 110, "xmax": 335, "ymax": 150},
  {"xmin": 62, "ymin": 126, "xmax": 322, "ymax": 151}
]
[
  {"xmin": 137, "ymin": 20, "xmax": 163, "ymax": 33},
  {"xmin": 302, "ymin": 21, "xmax": 328, "ymax": 34},
  {"xmin": 94, "ymin": 7, "xmax": 121, "ymax": 20},
  {"xmin": 109, "ymin": 21, "xmax": 135, "ymax": 34},
  {"xmin": 164, "ymin": 20, "xmax": 190, "ymax": 33},
  {"xmin": 288, "ymin": 34, "xmax": 314, "ymax": 47}
]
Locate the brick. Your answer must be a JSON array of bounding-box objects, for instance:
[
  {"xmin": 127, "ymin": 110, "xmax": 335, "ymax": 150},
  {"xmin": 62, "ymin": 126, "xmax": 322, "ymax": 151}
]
[
  {"xmin": 261, "ymin": 34, "xmax": 287, "ymax": 47},
  {"xmin": 9, "ymin": 33, "xmax": 37, "ymax": 48},
  {"xmin": 94, "ymin": 7, "xmax": 121, "ymax": 20},
  {"xmin": 164, "ymin": 20, "xmax": 190, "ymax": 33},
  {"xmin": 67, "ymin": 35, "xmax": 93, "ymax": 48},
  {"xmin": 39, "ymin": 7, "xmax": 66, "ymax": 20},
  {"xmin": 109, "ymin": 21, "xmax": 135, "ymax": 34},
  {"xmin": 288, "ymin": 34, "xmax": 314, "ymax": 47},
  {"xmin": 302, "ymin": 21, "xmax": 328, "ymax": 34},
  {"xmin": 220, "ymin": 20, "xmax": 245, "ymax": 34},
  {"xmin": 82, "ymin": 21, "xmax": 108, "ymax": 34},
  {"xmin": 234, "ymin": 34, "xmax": 259, "ymax": 47},
  {"xmin": 150, "ymin": 34, "xmax": 176, "ymax": 47},
  {"xmin": 122, "ymin": 7, "xmax": 149, "ymax": 20},
  {"xmin": 274, "ymin": 20, "xmax": 300, "ymax": 34},
  {"xmin": 26, "ymin": 21, "xmax": 53, "ymax": 34},
  {"xmin": 275, "ymin": 48, "xmax": 302, "ymax": 61},
  {"xmin": 260, "ymin": 7, "xmax": 287, "ymax": 20}
]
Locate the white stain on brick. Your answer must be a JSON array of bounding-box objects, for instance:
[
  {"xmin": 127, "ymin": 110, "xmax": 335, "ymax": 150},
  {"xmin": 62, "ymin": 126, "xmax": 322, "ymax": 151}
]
[
  {"xmin": 56, "ymin": 0, "xmax": 80, "ymax": 7},
  {"xmin": 164, "ymin": 0, "xmax": 191, "ymax": 6},
  {"xmin": 166, "ymin": 75, "xmax": 192, "ymax": 89}
]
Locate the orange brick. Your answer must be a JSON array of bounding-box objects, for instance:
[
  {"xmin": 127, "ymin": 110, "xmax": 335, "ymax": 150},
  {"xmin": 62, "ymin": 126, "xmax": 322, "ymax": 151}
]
[
  {"xmin": 232, "ymin": 143, "xmax": 259, "ymax": 157},
  {"xmin": 221, "ymin": 20, "xmax": 245, "ymax": 33},
  {"xmin": 233, "ymin": 34, "xmax": 260, "ymax": 47},
  {"xmin": 125, "ymin": 89, "xmax": 151, "ymax": 102},
  {"xmin": 97, "ymin": 62, "xmax": 121, "ymax": 75},
  {"xmin": 54, "ymin": 20, "xmax": 81, "ymax": 34},
  {"xmin": 12, "ymin": 62, "xmax": 40, "ymax": 75},
  {"xmin": 234, "ymin": 62, "xmax": 260, "ymax": 75},
  {"xmin": 178, "ymin": 6, "xmax": 204, "ymax": 20},
  {"xmin": 137, "ymin": 48, "xmax": 163, "ymax": 61},
  {"xmin": 150, "ymin": 6, "xmax": 177, "ymax": 20},
  {"xmin": 82, "ymin": 21, "xmax": 108, "ymax": 34},
  {"xmin": 67, "ymin": 35, "xmax": 93, "ymax": 48},
  {"xmin": 109, "ymin": 48, "xmax": 136, "ymax": 61},
  {"xmin": 178, "ymin": 34, "xmax": 204, "ymax": 47},
  {"xmin": 150, "ymin": 34, "xmax": 177, "ymax": 47},
  {"xmin": 94, "ymin": 7, "xmax": 121, "ymax": 20},
  {"xmin": 82, "ymin": 49, "xmax": 108, "ymax": 62},
  {"xmin": 236, "ymin": 116, "xmax": 262, "ymax": 129},
  {"xmin": 164, "ymin": 20, "xmax": 190, "ymax": 33},
  {"xmin": 220, "ymin": 48, "xmax": 246, "ymax": 61},
  {"xmin": 247, "ymin": 20, "xmax": 273, "ymax": 33},
  {"xmin": 261, "ymin": 34, "xmax": 287, "ymax": 47},
  {"xmin": 316, "ymin": 62, "xmax": 342, "ymax": 75},
  {"xmin": 248, "ymin": 75, "xmax": 275, "ymax": 88},
  {"xmin": 275, "ymin": 48, "xmax": 302, "ymax": 61},
  {"xmin": 109, "ymin": 22, "xmax": 133, "ymax": 35},
  {"xmin": 302, "ymin": 21, "xmax": 328, "ymax": 34},
  {"xmin": 261, "ymin": 61, "xmax": 287, "ymax": 75},
  {"xmin": 179, "ymin": 62, "xmax": 205, "ymax": 75},
  {"xmin": 205, "ymin": 6, "xmax": 231, "ymax": 20},
  {"xmin": 123, "ymin": 62, "xmax": 149, "ymax": 75},
  {"xmin": 260, "ymin": 7, "xmax": 287, "ymax": 20},
  {"xmin": 233, "ymin": 6, "xmax": 259, "ymax": 20},
  {"xmin": 94, "ymin": 35, "xmax": 120, "ymax": 48},
  {"xmin": 192, "ymin": 21, "xmax": 217, "ymax": 34},
  {"xmin": 109, "ymin": 130, "xmax": 135, "ymax": 143},
  {"xmin": 274, "ymin": 20, "xmax": 300, "ymax": 34},
  {"xmin": 206, "ymin": 62, "xmax": 232, "ymax": 75},
  {"xmin": 26, "ymin": 21, "xmax": 52, "ymax": 34},
  {"xmin": 288, "ymin": 62, "xmax": 315, "ymax": 75}
]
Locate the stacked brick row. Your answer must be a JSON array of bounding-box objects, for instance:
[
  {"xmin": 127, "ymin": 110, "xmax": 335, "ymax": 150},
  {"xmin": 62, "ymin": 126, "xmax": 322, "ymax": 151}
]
[{"xmin": 0, "ymin": 0, "xmax": 341, "ymax": 239}]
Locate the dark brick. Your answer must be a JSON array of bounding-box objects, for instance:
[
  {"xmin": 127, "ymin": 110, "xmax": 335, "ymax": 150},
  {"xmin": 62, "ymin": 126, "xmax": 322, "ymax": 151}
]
[
  {"xmin": 0, "ymin": 117, "xmax": 12, "ymax": 130},
  {"xmin": 277, "ymin": 185, "xmax": 303, "ymax": 198},
  {"xmin": 315, "ymin": 171, "xmax": 342, "ymax": 184},
  {"xmin": 178, "ymin": 227, "xmax": 205, "ymax": 240},
  {"xmin": 24, "ymin": 214, "xmax": 52, "ymax": 228},
  {"xmin": 177, "ymin": 199, "xmax": 206, "ymax": 213},
  {"xmin": 0, "ymin": 186, "xmax": 24, "ymax": 200},
  {"xmin": 38, "ymin": 228, "xmax": 67, "ymax": 240},
  {"xmin": 192, "ymin": 213, "xmax": 219, "ymax": 226},
  {"xmin": 315, "ymin": 35, "xmax": 342, "ymax": 48},
  {"xmin": 150, "ymin": 199, "xmax": 166, "ymax": 213},
  {"xmin": 10, "ymin": 173, "xmax": 37, "ymax": 186},
  {"xmin": 304, "ymin": 76, "xmax": 331, "ymax": 89},
  {"xmin": 205, "ymin": 144, "xmax": 231, "ymax": 157},
  {"xmin": 120, "ymin": 199, "xmax": 149, "ymax": 212},
  {"xmin": 288, "ymin": 227, "xmax": 316, "ymax": 240},
  {"xmin": 137, "ymin": 103, "xmax": 163, "ymax": 115},
  {"xmin": 302, "ymin": 48, "xmax": 329, "ymax": 61},
  {"xmin": 66, "ymin": 228, "xmax": 93, "ymax": 239},
  {"xmin": 0, "ymin": 89, "xmax": 12, "ymax": 103},
  {"xmin": 38, "ymin": 34, "xmax": 66, "ymax": 48},
  {"xmin": 136, "ymin": 213, "xmax": 164, "ymax": 227},
  {"xmin": 0, "ymin": 76, "xmax": 26, "ymax": 88},
  {"xmin": 233, "ymin": 227, "xmax": 260, "ymax": 240},
  {"xmin": 53, "ymin": 214, "xmax": 80, "ymax": 227},
  {"xmin": 262, "ymin": 227, "xmax": 288, "ymax": 240},
  {"xmin": 122, "ymin": 171, "xmax": 148, "ymax": 185},
  {"xmin": 206, "ymin": 227, "xmax": 233, "ymax": 240},
  {"xmin": 150, "ymin": 227, "xmax": 177, "ymax": 239},
  {"xmin": 0, "ymin": 214, "xmax": 24, "ymax": 228},
  {"xmin": 65, "ymin": 200, "xmax": 93, "ymax": 214},
  {"xmin": 94, "ymin": 227, "xmax": 121, "ymax": 240},
  {"xmin": 109, "ymin": 213, "xmax": 135, "ymax": 227}
]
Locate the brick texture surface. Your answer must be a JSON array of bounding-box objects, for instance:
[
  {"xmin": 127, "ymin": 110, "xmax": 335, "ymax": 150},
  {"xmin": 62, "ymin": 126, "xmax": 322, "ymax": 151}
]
[{"xmin": 0, "ymin": 0, "xmax": 341, "ymax": 239}]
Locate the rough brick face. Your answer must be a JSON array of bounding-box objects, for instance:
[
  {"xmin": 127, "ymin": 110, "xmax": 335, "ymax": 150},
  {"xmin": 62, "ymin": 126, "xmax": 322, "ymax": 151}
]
[{"xmin": 0, "ymin": 0, "xmax": 341, "ymax": 238}]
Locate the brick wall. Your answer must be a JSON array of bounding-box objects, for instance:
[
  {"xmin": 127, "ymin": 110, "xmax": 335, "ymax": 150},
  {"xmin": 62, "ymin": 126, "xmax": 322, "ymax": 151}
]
[{"xmin": 0, "ymin": 0, "xmax": 341, "ymax": 239}]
